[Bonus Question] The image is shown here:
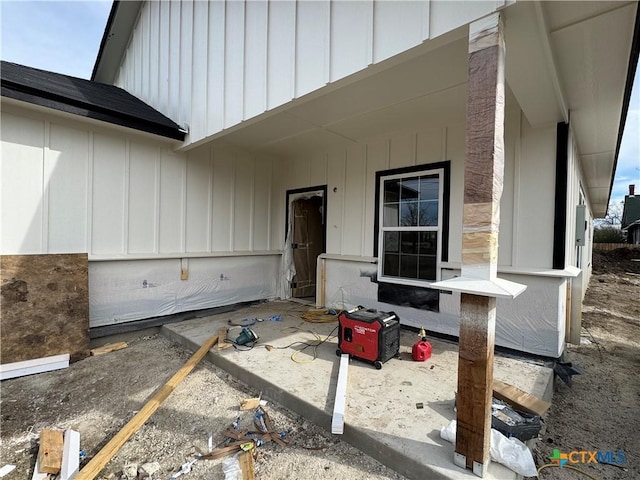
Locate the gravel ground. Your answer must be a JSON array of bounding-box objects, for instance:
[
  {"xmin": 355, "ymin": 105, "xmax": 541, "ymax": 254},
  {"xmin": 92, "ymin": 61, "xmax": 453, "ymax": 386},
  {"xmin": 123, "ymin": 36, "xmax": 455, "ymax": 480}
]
[
  {"xmin": 1, "ymin": 248, "xmax": 637, "ymax": 480},
  {"xmin": 0, "ymin": 333, "xmax": 407, "ymax": 480}
]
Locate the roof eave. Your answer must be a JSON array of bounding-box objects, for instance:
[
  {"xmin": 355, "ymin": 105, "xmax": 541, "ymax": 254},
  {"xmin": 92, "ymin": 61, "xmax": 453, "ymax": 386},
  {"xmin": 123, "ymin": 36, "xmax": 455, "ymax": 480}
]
[
  {"xmin": 1, "ymin": 87, "xmax": 185, "ymax": 141},
  {"xmin": 608, "ymin": 3, "xmax": 640, "ymax": 215},
  {"xmin": 91, "ymin": 1, "xmax": 143, "ymax": 84}
]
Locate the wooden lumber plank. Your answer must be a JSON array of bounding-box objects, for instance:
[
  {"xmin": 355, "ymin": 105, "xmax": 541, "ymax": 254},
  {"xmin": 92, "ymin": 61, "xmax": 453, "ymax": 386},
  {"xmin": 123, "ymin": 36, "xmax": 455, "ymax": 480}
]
[
  {"xmin": 0, "ymin": 354, "xmax": 69, "ymax": 381},
  {"xmin": 75, "ymin": 334, "xmax": 219, "ymax": 480},
  {"xmin": 331, "ymin": 354, "xmax": 349, "ymax": 434},
  {"xmin": 202, "ymin": 441, "xmax": 245, "ymax": 460},
  {"xmin": 493, "ymin": 379, "xmax": 550, "ymax": 417},
  {"xmin": 238, "ymin": 451, "xmax": 255, "ymax": 480},
  {"xmin": 218, "ymin": 327, "xmax": 232, "ymax": 350},
  {"xmin": 90, "ymin": 342, "xmax": 127, "ymax": 356},
  {"xmin": 239, "ymin": 397, "xmax": 261, "ymax": 411},
  {"xmin": 38, "ymin": 429, "xmax": 63, "ymax": 474},
  {"xmin": 60, "ymin": 429, "xmax": 80, "ymax": 480}
]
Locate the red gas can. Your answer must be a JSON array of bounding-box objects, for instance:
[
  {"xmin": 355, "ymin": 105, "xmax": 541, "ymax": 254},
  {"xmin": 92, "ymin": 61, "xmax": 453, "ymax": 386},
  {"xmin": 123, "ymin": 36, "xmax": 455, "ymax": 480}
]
[{"xmin": 412, "ymin": 340, "xmax": 432, "ymax": 361}]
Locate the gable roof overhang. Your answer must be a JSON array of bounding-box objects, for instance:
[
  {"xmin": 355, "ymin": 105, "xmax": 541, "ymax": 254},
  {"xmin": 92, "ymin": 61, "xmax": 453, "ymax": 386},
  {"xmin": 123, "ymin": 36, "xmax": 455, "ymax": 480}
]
[
  {"xmin": 1, "ymin": 61, "xmax": 185, "ymax": 141},
  {"xmin": 92, "ymin": 1, "xmax": 143, "ymax": 84}
]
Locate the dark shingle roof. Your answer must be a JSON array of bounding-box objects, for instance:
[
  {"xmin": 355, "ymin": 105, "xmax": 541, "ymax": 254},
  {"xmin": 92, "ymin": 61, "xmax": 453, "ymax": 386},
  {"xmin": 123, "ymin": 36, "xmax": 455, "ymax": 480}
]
[{"xmin": 1, "ymin": 61, "xmax": 185, "ymax": 141}]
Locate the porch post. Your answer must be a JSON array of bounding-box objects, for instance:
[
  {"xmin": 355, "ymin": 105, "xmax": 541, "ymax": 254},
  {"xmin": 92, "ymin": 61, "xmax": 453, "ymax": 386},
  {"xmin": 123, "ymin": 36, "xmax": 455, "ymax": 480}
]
[
  {"xmin": 456, "ymin": 12, "xmax": 504, "ymax": 476},
  {"xmin": 421, "ymin": 9, "xmax": 526, "ymax": 476}
]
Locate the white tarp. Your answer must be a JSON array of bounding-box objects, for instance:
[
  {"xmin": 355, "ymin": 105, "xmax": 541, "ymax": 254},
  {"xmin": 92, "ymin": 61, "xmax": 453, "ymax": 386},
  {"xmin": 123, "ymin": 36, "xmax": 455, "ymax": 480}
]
[
  {"xmin": 322, "ymin": 258, "xmax": 565, "ymax": 357},
  {"xmin": 89, "ymin": 255, "xmax": 279, "ymax": 327}
]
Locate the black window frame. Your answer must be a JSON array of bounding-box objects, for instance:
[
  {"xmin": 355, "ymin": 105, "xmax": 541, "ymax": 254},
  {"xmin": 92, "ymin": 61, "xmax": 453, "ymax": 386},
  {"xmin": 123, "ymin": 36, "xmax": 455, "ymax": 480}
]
[{"xmin": 374, "ymin": 161, "xmax": 450, "ymax": 287}]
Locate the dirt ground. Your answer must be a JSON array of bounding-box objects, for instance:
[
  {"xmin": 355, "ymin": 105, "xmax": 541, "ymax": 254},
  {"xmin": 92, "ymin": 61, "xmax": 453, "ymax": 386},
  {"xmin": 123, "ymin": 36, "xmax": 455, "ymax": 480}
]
[
  {"xmin": 532, "ymin": 248, "xmax": 640, "ymax": 480},
  {"xmin": 1, "ymin": 248, "xmax": 638, "ymax": 480}
]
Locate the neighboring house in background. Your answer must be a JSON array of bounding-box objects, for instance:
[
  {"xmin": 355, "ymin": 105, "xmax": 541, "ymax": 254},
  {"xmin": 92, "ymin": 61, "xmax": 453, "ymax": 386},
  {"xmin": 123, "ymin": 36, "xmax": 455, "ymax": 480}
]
[
  {"xmin": 622, "ymin": 185, "xmax": 640, "ymax": 244},
  {"xmin": 2, "ymin": 0, "xmax": 639, "ymax": 359}
]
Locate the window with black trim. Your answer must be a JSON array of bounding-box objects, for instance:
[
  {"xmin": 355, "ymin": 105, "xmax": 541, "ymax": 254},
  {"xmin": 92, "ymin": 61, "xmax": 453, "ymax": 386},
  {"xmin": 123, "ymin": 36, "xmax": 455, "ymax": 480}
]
[{"xmin": 377, "ymin": 167, "xmax": 444, "ymax": 286}]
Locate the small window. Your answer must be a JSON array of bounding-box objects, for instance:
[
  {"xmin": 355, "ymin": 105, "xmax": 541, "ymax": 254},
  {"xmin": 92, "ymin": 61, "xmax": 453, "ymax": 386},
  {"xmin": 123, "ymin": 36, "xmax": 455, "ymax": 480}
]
[{"xmin": 377, "ymin": 169, "xmax": 443, "ymax": 286}]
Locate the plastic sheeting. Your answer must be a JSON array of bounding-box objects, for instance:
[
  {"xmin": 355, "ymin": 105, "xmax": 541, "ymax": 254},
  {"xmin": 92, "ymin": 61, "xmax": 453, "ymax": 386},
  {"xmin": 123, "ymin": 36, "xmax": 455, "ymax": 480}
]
[
  {"xmin": 322, "ymin": 258, "xmax": 565, "ymax": 357},
  {"xmin": 89, "ymin": 255, "xmax": 279, "ymax": 327}
]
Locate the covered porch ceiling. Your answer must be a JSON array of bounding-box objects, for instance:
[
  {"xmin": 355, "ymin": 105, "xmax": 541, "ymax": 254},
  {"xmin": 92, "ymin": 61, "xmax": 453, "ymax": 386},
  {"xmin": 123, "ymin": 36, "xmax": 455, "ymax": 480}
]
[{"xmin": 195, "ymin": 1, "xmax": 637, "ymax": 218}]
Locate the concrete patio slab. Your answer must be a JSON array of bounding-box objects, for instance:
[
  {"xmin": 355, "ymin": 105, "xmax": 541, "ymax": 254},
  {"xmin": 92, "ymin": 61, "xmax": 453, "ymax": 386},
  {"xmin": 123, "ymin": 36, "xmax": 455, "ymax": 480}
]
[{"xmin": 162, "ymin": 300, "xmax": 553, "ymax": 480}]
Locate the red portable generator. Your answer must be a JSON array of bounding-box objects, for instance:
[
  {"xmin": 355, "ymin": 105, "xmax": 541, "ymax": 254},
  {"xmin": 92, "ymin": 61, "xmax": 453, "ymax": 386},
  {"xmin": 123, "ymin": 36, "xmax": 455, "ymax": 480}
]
[{"xmin": 336, "ymin": 306, "xmax": 400, "ymax": 369}]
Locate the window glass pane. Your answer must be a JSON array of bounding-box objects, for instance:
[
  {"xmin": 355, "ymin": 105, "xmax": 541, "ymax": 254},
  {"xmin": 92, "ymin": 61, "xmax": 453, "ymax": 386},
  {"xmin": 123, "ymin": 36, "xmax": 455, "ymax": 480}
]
[
  {"xmin": 419, "ymin": 176, "xmax": 439, "ymax": 201},
  {"xmin": 400, "ymin": 201, "xmax": 419, "ymax": 226},
  {"xmin": 400, "ymin": 231, "xmax": 418, "ymax": 254},
  {"xmin": 384, "ymin": 232, "xmax": 399, "ymax": 253},
  {"xmin": 400, "ymin": 178, "xmax": 419, "ymax": 200},
  {"xmin": 418, "ymin": 256, "xmax": 436, "ymax": 281},
  {"xmin": 383, "ymin": 253, "xmax": 399, "ymax": 276},
  {"xmin": 383, "ymin": 204, "xmax": 399, "ymax": 227},
  {"xmin": 384, "ymin": 179, "xmax": 400, "ymax": 203},
  {"xmin": 419, "ymin": 201, "xmax": 439, "ymax": 226},
  {"xmin": 400, "ymin": 254, "xmax": 418, "ymax": 279},
  {"xmin": 419, "ymin": 232, "xmax": 437, "ymax": 255},
  {"xmin": 378, "ymin": 170, "xmax": 442, "ymax": 285}
]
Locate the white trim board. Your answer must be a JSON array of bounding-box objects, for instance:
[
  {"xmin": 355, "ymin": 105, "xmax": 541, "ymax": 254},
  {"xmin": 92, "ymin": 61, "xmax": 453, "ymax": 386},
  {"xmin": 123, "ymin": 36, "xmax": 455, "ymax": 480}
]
[
  {"xmin": 331, "ymin": 353, "xmax": 349, "ymax": 435},
  {"xmin": 61, "ymin": 429, "xmax": 80, "ymax": 480},
  {"xmin": 0, "ymin": 353, "xmax": 70, "ymax": 381}
]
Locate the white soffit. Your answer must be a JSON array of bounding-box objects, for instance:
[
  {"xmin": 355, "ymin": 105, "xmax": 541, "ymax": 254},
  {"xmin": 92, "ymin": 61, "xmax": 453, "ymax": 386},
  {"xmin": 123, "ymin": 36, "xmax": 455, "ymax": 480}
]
[
  {"xmin": 504, "ymin": 1, "xmax": 565, "ymax": 127},
  {"xmin": 547, "ymin": 1, "xmax": 637, "ymax": 216},
  {"xmin": 219, "ymin": 37, "xmax": 469, "ymax": 156}
]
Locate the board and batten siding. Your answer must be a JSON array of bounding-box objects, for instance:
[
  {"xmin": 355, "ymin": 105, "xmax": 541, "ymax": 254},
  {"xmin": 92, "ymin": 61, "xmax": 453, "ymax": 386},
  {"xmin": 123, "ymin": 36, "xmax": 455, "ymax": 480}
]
[
  {"xmin": 0, "ymin": 107, "xmax": 281, "ymax": 257},
  {"xmin": 277, "ymin": 107, "xmax": 557, "ymax": 270},
  {"xmin": 114, "ymin": 0, "xmax": 506, "ymax": 146}
]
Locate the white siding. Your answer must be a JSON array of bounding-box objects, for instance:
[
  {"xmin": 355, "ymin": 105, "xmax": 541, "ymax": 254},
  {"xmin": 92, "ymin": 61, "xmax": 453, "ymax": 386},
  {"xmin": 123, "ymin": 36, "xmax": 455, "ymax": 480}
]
[
  {"xmin": 373, "ymin": 1, "xmax": 429, "ymax": 63},
  {"xmin": 0, "ymin": 113, "xmax": 44, "ymax": 253},
  {"xmin": 158, "ymin": 151, "xmax": 185, "ymax": 253},
  {"xmin": 48, "ymin": 124, "xmax": 89, "ymax": 253},
  {"xmin": 276, "ymin": 110, "xmax": 556, "ymax": 269},
  {"xmin": 224, "ymin": 0, "xmax": 245, "ymax": 128},
  {"xmin": 114, "ymin": 0, "xmax": 501, "ymax": 146},
  {"xmin": 128, "ymin": 142, "xmax": 159, "ymax": 253},
  {"xmin": 516, "ymin": 119, "xmax": 556, "ymax": 269},
  {"xmin": 0, "ymin": 107, "xmax": 280, "ymax": 259},
  {"xmin": 91, "ymin": 134, "xmax": 126, "ymax": 254},
  {"xmin": 245, "ymin": 0, "xmax": 268, "ymax": 120},
  {"xmin": 295, "ymin": 1, "xmax": 330, "ymax": 97}
]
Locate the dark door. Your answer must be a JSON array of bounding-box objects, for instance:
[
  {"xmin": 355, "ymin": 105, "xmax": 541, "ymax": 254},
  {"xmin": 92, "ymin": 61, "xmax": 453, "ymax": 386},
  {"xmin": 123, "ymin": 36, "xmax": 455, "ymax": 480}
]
[{"xmin": 291, "ymin": 195, "xmax": 324, "ymax": 298}]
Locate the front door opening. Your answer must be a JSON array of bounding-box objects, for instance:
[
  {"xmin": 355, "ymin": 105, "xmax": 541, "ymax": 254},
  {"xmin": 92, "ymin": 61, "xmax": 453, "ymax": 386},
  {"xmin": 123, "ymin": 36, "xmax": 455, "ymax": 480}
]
[{"xmin": 285, "ymin": 187, "xmax": 326, "ymax": 300}]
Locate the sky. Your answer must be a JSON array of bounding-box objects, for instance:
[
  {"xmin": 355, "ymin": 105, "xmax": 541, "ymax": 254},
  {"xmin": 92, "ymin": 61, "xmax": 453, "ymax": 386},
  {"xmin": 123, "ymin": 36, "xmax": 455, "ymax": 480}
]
[{"xmin": 1, "ymin": 0, "xmax": 638, "ymax": 217}]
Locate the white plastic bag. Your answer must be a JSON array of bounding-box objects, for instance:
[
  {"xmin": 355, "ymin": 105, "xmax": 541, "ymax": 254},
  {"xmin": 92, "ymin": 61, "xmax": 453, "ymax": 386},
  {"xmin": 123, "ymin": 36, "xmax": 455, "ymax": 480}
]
[
  {"xmin": 440, "ymin": 420, "xmax": 538, "ymax": 477},
  {"xmin": 222, "ymin": 453, "xmax": 241, "ymax": 480}
]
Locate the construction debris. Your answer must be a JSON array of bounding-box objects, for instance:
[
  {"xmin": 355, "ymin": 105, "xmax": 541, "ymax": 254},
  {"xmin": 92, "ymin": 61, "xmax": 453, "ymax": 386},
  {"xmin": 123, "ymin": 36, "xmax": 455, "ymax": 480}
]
[
  {"xmin": 0, "ymin": 353, "xmax": 69, "ymax": 381},
  {"xmin": 493, "ymin": 379, "xmax": 551, "ymax": 417},
  {"xmin": 238, "ymin": 451, "xmax": 255, "ymax": 480},
  {"xmin": 38, "ymin": 429, "xmax": 63, "ymax": 474},
  {"xmin": 60, "ymin": 429, "xmax": 80, "ymax": 480},
  {"xmin": 239, "ymin": 396, "xmax": 261, "ymax": 411},
  {"xmin": 204, "ymin": 407, "xmax": 289, "ymax": 461},
  {"xmin": 0, "ymin": 465, "xmax": 15, "ymax": 478},
  {"xmin": 75, "ymin": 334, "xmax": 219, "ymax": 480},
  {"xmin": 331, "ymin": 354, "xmax": 349, "ymax": 434},
  {"xmin": 90, "ymin": 342, "xmax": 128, "ymax": 356},
  {"xmin": 218, "ymin": 327, "xmax": 233, "ymax": 350}
]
